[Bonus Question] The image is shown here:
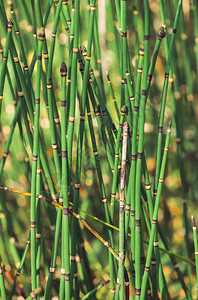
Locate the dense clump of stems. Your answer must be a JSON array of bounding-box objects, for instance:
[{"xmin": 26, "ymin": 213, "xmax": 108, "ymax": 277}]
[{"xmin": 0, "ymin": 0, "xmax": 197, "ymax": 298}]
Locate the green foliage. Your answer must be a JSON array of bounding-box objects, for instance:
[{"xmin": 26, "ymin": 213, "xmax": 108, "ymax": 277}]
[{"xmin": 0, "ymin": 0, "xmax": 198, "ymax": 299}]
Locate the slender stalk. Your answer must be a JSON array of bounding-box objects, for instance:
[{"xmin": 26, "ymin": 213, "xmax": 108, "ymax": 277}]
[
  {"xmin": 60, "ymin": 62, "xmax": 70, "ymax": 298},
  {"xmin": 81, "ymin": 280, "xmax": 110, "ymax": 300},
  {"xmin": 30, "ymin": 27, "xmax": 44, "ymax": 295},
  {"xmin": 140, "ymin": 121, "xmax": 172, "ymax": 299},
  {"xmin": 118, "ymin": 122, "xmax": 128, "ymax": 299},
  {"xmin": 0, "ymin": 262, "xmax": 7, "ymax": 300},
  {"xmin": 0, "ymin": 19, "xmax": 13, "ymax": 118},
  {"xmin": 191, "ymin": 216, "xmax": 198, "ymax": 299}
]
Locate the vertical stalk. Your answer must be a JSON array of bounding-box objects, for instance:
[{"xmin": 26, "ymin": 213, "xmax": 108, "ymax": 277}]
[
  {"xmin": 60, "ymin": 62, "xmax": 70, "ymax": 298},
  {"xmin": 30, "ymin": 27, "xmax": 44, "ymax": 295},
  {"xmin": 191, "ymin": 216, "xmax": 198, "ymax": 299},
  {"xmin": 118, "ymin": 122, "xmax": 128, "ymax": 299},
  {"xmin": 140, "ymin": 121, "xmax": 172, "ymax": 299},
  {"xmin": 134, "ymin": 2, "xmax": 149, "ymax": 298}
]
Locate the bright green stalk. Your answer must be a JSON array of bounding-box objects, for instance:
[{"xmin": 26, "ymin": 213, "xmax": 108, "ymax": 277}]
[
  {"xmin": 36, "ymin": 160, "xmax": 41, "ymax": 291},
  {"xmin": 154, "ymin": 0, "xmax": 182, "ymax": 196},
  {"xmin": 70, "ymin": 1, "xmax": 95, "ymax": 292},
  {"xmin": 106, "ymin": 71, "xmax": 120, "ymax": 120},
  {"xmin": 118, "ymin": 122, "xmax": 128, "ymax": 299},
  {"xmin": 140, "ymin": 122, "xmax": 172, "ymax": 299},
  {"xmin": 66, "ymin": 0, "xmax": 80, "ymax": 175},
  {"xmin": 0, "ymin": 19, "xmax": 13, "ymax": 117},
  {"xmin": 81, "ymin": 280, "xmax": 110, "ymax": 300},
  {"xmin": 46, "ymin": 0, "xmax": 63, "ymax": 185},
  {"xmin": 128, "ymin": 45, "xmax": 144, "ymax": 269},
  {"xmin": 60, "ymin": 62, "xmax": 70, "ymax": 298},
  {"xmin": 30, "ymin": 27, "xmax": 44, "ymax": 295},
  {"xmin": 110, "ymin": 105, "xmax": 127, "ymax": 223},
  {"xmin": 120, "ymin": 0, "xmax": 127, "ymax": 106},
  {"xmin": 191, "ymin": 216, "xmax": 198, "ymax": 299},
  {"xmin": 135, "ymin": 1, "xmax": 149, "ymax": 297},
  {"xmin": 9, "ymin": 234, "xmax": 31, "ymax": 300},
  {"xmin": 86, "ymin": 100, "xmax": 116, "ymax": 293},
  {"xmin": 0, "ymin": 262, "xmax": 6, "ymax": 300}
]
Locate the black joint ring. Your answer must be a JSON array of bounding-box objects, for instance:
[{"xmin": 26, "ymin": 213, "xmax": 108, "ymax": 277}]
[
  {"xmin": 121, "ymin": 31, "xmax": 127, "ymax": 37},
  {"xmin": 144, "ymin": 35, "xmax": 150, "ymax": 40},
  {"xmin": 61, "ymin": 100, "xmax": 66, "ymax": 107},
  {"xmin": 63, "ymin": 208, "xmax": 69, "ymax": 215},
  {"xmin": 62, "ymin": 151, "xmax": 67, "ymax": 158},
  {"xmin": 135, "ymin": 219, "xmax": 141, "ymax": 227}
]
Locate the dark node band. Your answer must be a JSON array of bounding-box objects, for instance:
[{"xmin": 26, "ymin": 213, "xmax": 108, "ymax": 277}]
[
  {"xmin": 173, "ymin": 28, "xmax": 177, "ymax": 33},
  {"xmin": 62, "ymin": 151, "xmax": 67, "ymax": 158},
  {"xmin": 125, "ymin": 203, "xmax": 130, "ymax": 211},
  {"xmin": 121, "ymin": 78, "xmax": 127, "ymax": 84},
  {"xmin": 135, "ymin": 288, "xmax": 141, "ymax": 296},
  {"xmin": 121, "ymin": 31, "xmax": 127, "ymax": 37},
  {"xmin": 156, "ymin": 28, "xmax": 166, "ymax": 40},
  {"xmin": 61, "ymin": 100, "xmax": 66, "ymax": 107},
  {"xmin": 37, "ymin": 55, "xmax": 42, "ymax": 60},
  {"xmin": 153, "ymin": 189, "xmax": 157, "ymax": 196},
  {"xmin": 35, "ymin": 99, "xmax": 40, "ymax": 104},
  {"xmin": 151, "ymin": 258, "xmax": 156, "ymax": 265},
  {"xmin": 134, "ymin": 106, "xmax": 139, "ymax": 112},
  {"xmin": 63, "ymin": 208, "xmax": 69, "ymax": 215},
  {"xmin": 131, "ymin": 209, "xmax": 135, "ymax": 216},
  {"xmin": 33, "ymin": 155, "xmax": 38, "ymax": 161},
  {"xmin": 94, "ymin": 110, "xmax": 101, "ymax": 116},
  {"xmin": 152, "ymin": 219, "xmax": 157, "ymax": 224},
  {"xmin": 65, "ymin": 273, "xmax": 70, "ymax": 281},
  {"xmin": 132, "ymin": 154, "xmax": 137, "ymax": 161},
  {"xmin": 158, "ymin": 126, "xmax": 163, "ymax": 133},
  {"xmin": 102, "ymin": 110, "xmax": 107, "ymax": 116},
  {"xmin": 145, "ymin": 265, "xmax": 150, "ymax": 272},
  {"xmin": 31, "ymin": 221, "xmax": 36, "ymax": 228},
  {"xmin": 165, "ymin": 72, "xmax": 169, "ymax": 78},
  {"xmin": 135, "ymin": 219, "xmax": 141, "ymax": 226},
  {"xmin": 142, "ymin": 89, "xmax": 147, "ymax": 96},
  {"xmin": 147, "ymin": 74, "xmax": 152, "ymax": 81},
  {"xmin": 137, "ymin": 152, "xmax": 143, "ymax": 159},
  {"xmin": 144, "ymin": 35, "xmax": 150, "ymax": 40}
]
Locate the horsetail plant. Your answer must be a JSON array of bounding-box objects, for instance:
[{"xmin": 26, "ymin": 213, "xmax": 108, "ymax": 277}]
[{"xmin": 0, "ymin": 0, "xmax": 198, "ymax": 298}]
